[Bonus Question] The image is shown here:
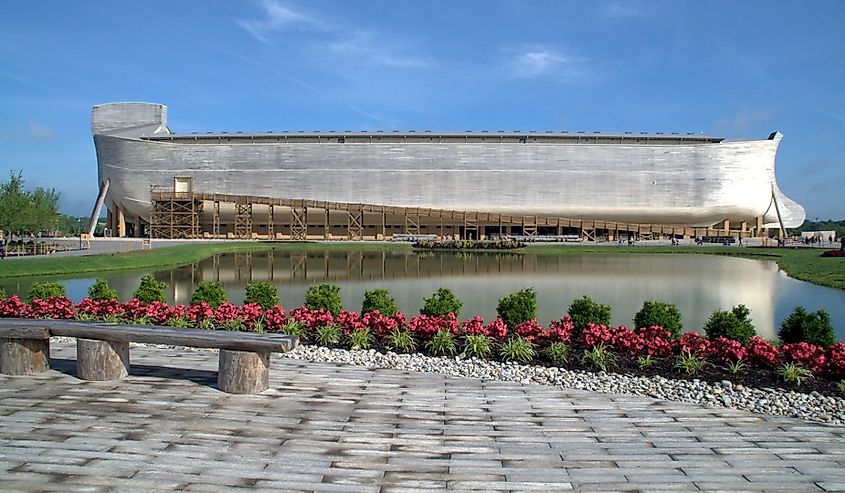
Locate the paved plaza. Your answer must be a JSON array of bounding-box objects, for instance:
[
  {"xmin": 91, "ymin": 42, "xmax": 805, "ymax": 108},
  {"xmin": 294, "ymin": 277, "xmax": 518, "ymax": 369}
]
[{"xmin": 1, "ymin": 341, "xmax": 844, "ymax": 492}]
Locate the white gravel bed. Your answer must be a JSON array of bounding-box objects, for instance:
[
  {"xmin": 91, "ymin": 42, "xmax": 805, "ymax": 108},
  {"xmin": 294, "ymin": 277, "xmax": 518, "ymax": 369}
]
[
  {"xmin": 48, "ymin": 337, "xmax": 845, "ymax": 425},
  {"xmin": 286, "ymin": 345, "xmax": 845, "ymax": 426}
]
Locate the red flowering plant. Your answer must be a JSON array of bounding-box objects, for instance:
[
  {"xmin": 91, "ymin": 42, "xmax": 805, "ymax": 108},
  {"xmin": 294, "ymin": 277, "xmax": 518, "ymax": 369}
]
[
  {"xmin": 335, "ymin": 310, "xmax": 366, "ymax": 334},
  {"xmin": 826, "ymin": 343, "xmax": 845, "ymax": 378},
  {"xmin": 514, "ymin": 319, "xmax": 548, "ymax": 344},
  {"xmin": 459, "ymin": 315, "xmax": 486, "ymax": 336},
  {"xmin": 547, "ymin": 316, "xmax": 574, "ymax": 343},
  {"xmin": 781, "ymin": 342, "xmax": 827, "ymax": 375},
  {"xmin": 707, "ymin": 337, "xmax": 747, "ymax": 364},
  {"xmin": 408, "ymin": 313, "xmax": 459, "ymax": 340},
  {"xmin": 186, "ymin": 301, "xmax": 215, "ymax": 326},
  {"xmin": 484, "ymin": 317, "xmax": 508, "ymax": 340},
  {"xmin": 288, "ymin": 306, "xmax": 335, "ymax": 329},
  {"xmin": 239, "ymin": 303, "xmax": 264, "ymax": 330},
  {"xmin": 637, "ymin": 326, "xmax": 676, "ymax": 357},
  {"xmin": 361, "ymin": 310, "xmax": 402, "ymax": 338},
  {"xmin": 679, "ymin": 332, "xmax": 711, "ymax": 357},
  {"xmin": 745, "ymin": 337, "xmax": 779, "ymax": 368},
  {"xmin": 610, "ymin": 325, "xmax": 645, "ymax": 355},
  {"xmin": 581, "ymin": 323, "xmax": 615, "ymax": 348},
  {"xmin": 26, "ymin": 296, "xmax": 76, "ymax": 320},
  {"xmin": 121, "ymin": 299, "xmax": 149, "ymax": 322},
  {"xmin": 0, "ymin": 295, "xmax": 27, "ymax": 318},
  {"xmin": 145, "ymin": 301, "xmax": 177, "ymax": 325},
  {"xmin": 820, "ymin": 250, "xmax": 845, "ymax": 258},
  {"xmin": 75, "ymin": 298, "xmax": 124, "ymax": 320},
  {"xmin": 262, "ymin": 305, "xmax": 287, "ymax": 332}
]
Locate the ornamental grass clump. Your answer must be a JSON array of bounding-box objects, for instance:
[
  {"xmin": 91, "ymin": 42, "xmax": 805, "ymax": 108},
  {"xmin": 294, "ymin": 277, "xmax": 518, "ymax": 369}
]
[
  {"xmin": 426, "ymin": 329, "xmax": 457, "ymax": 356},
  {"xmin": 420, "ymin": 287, "xmax": 462, "ymax": 318},
  {"xmin": 133, "ymin": 275, "xmax": 167, "ymax": 304},
  {"xmin": 724, "ymin": 359, "xmax": 748, "ymax": 375},
  {"xmin": 703, "ymin": 304, "xmax": 756, "ymax": 345},
  {"xmin": 190, "ymin": 281, "xmax": 228, "ymax": 310},
  {"xmin": 778, "ymin": 306, "xmax": 836, "ymax": 348},
  {"xmin": 244, "ymin": 281, "xmax": 280, "ymax": 310},
  {"xmin": 581, "ymin": 343, "xmax": 618, "ymax": 372},
  {"xmin": 634, "ymin": 300, "xmax": 683, "ymax": 339},
  {"xmin": 637, "ymin": 355, "xmax": 654, "ymax": 370},
  {"xmin": 282, "ymin": 319, "xmax": 307, "ymax": 341},
  {"xmin": 675, "ymin": 350, "xmax": 709, "ymax": 375},
  {"xmin": 567, "ymin": 295, "xmax": 611, "ymax": 335},
  {"xmin": 496, "ymin": 288, "xmax": 537, "ymax": 329},
  {"xmin": 361, "ymin": 288, "xmax": 399, "ymax": 316},
  {"xmin": 27, "ymin": 282, "xmax": 66, "ymax": 302},
  {"xmin": 544, "ymin": 342, "xmax": 570, "ymax": 366},
  {"xmin": 88, "ymin": 279, "xmax": 118, "ymax": 302},
  {"xmin": 778, "ymin": 362, "xmax": 813, "ymax": 386},
  {"xmin": 463, "ymin": 334, "xmax": 493, "ymax": 359},
  {"xmin": 347, "ymin": 328, "xmax": 374, "ymax": 350},
  {"xmin": 315, "ymin": 324, "xmax": 342, "ymax": 347},
  {"xmin": 304, "ymin": 283, "xmax": 343, "ymax": 316},
  {"xmin": 499, "ymin": 336, "xmax": 536, "ymax": 364},
  {"xmin": 386, "ymin": 328, "xmax": 417, "ymax": 353}
]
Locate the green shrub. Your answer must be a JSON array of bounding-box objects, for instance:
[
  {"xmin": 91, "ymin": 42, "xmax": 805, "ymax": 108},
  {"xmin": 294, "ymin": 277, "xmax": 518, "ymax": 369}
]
[
  {"xmin": 420, "ymin": 287, "xmax": 462, "ymax": 317},
  {"xmin": 133, "ymin": 275, "xmax": 166, "ymax": 304},
  {"xmin": 778, "ymin": 306, "xmax": 836, "ymax": 347},
  {"xmin": 304, "ymin": 283, "xmax": 343, "ymax": 316},
  {"xmin": 463, "ymin": 334, "xmax": 493, "ymax": 359},
  {"xmin": 634, "ymin": 300, "xmax": 683, "ymax": 338},
  {"xmin": 0, "ymin": 288, "xmax": 6, "ymax": 300},
  {"xmin": 581, "ymin": 343, "xmax": 618, "ymax": 372},
  {"xmin": 544, "ymin": 342, "xmax": 570, "ymax": 366},
  {"xmin": 499, "ymin": 336, "xmax": 536, "ymax": 364},
  {"xmin": 703, "ymin": 304, "xmax": 756, "ymax": 345},
  {"xmin": 361, "ymin": 288, "xmax": 399, "ymax": 316},
  {"xmin": 496, "ymin": 288, "xmax": 537, "ymax": 329},
  {"xmin": 88, "ymin": 278, "xmax": 118, "ymax": 301},
  {"xmin": 426, "ymin": 329, "xmax": 457, "ymax": 356},
  {"xmin": 190, "ymin": 281, "xmax": 228, "ymax": 309},
  {"xmin": 244, "ymin": 281, "xmax": 280, "ymax": 310},
  {"xmin": 27, "ymin": 282, "xmax": 66, "ymax": 302},
  {"xmin": 315, "ymin": 324, "xmax": 342, "ymax": 347},
  {"xmin": 567, "ymin": 295, "xmax": 611, "ymax": 332},
  {"xmin": 347, "ymin": 328, "xmax": 374, "ymax": 350},
  {"xmin": 386, "ymin": 328, "xmax": 417, "ymax": 353}
]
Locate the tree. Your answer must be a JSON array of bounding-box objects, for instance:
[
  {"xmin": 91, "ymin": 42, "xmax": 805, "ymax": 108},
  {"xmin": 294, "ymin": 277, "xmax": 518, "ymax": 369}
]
[{"xmin": 0, "ymin": 171, "xmax": 60, "ymax": 235}]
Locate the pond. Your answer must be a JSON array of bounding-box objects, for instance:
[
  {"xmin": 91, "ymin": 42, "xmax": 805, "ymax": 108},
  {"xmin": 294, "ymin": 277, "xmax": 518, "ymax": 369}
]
[{"xmin": 2, "ymin": 249, "xmax": 844, "ymax": 340}]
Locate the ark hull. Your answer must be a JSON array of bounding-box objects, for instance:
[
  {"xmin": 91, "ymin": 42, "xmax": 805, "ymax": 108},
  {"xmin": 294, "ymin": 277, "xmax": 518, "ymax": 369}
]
[{"xmin": 92, "ymin": 102, "xmax": 806, "ymax": 235}]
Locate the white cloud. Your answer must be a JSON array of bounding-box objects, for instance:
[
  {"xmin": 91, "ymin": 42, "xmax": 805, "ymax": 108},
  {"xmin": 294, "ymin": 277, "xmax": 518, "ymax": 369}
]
[
  {"xmin": 325, "ymin": 31, "xmax": 434, "ymax": 70},
  {"xmin": 0, "ymin": 121, "xmax": 56, "ymax": 142},
  {"xmin": 716, "ymin": 106, "xmax": 780, "ymax": 133},
  {"xmin": 236, "ymin": 0, "xmax": 321, "ymax": 43},
  {"xmin": 603, "ymin": 1, "xmax": 646, "ymax": 19},
  {"xmin": 505, "ymin": 47, "xmax": 589, "ymax": 83}
]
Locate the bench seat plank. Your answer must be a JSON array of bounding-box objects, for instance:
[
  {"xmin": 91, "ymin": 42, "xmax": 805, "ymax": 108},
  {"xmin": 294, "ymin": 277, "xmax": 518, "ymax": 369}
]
[{"xmin": 50, "ymin": 323, "xmax": 297, "ymax": 353}]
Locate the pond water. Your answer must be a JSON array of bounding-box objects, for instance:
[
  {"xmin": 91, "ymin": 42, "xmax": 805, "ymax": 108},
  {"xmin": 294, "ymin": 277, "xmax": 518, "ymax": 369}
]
[{"xmin": 2, "ymin": 250, "xmax": 844, "ymax": 340}]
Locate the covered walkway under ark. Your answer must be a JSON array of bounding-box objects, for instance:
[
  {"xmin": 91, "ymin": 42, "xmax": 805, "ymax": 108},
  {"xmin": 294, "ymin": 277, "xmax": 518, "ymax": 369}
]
[{"xmin": 102, "ymin": 177, "xmax": 780, "ymax": 242}]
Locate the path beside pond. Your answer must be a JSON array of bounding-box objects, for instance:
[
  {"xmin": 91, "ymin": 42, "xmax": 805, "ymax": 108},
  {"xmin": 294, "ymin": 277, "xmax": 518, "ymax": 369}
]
[{"xmin": 2, "ymin": 341, "xmax": 844, "ymax": 491}]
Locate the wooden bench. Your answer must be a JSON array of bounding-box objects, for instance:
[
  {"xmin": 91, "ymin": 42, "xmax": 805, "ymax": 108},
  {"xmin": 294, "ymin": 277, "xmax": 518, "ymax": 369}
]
[{"xmin": 0, "ymin": 319, "xmax": 298, "ymax": 394}]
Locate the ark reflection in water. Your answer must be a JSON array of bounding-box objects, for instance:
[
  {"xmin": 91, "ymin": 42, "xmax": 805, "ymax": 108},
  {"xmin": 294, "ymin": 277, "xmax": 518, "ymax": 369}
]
[{"xmin": 18, "ymin": 250, "xmax": 842, "ymax": 341}]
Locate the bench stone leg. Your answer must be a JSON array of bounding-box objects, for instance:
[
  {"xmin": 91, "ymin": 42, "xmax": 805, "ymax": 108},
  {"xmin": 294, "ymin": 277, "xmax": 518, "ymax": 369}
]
[
  {"xmin": 218, "ymin": 349, "xmax": 269, "ymax": 394},
  {"xmin": 0, "ymin": 338, "xmax": 50, "ymax": 375},
  {"xmin": 77, "ymin": 339, "xmax": 129, "ymax": 381}
]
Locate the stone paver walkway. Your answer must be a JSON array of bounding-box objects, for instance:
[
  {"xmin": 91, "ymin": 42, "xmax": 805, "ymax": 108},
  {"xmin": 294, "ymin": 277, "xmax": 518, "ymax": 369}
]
[{"xmin": 1, "ymin": 341, "xmax": 844, "ymax": 492}]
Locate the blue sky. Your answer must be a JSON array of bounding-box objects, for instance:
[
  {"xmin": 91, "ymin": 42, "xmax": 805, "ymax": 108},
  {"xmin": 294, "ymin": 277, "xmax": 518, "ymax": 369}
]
[{"xmin": 1, "ymin": 0, "xmax": 843, "ymax": 219}]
